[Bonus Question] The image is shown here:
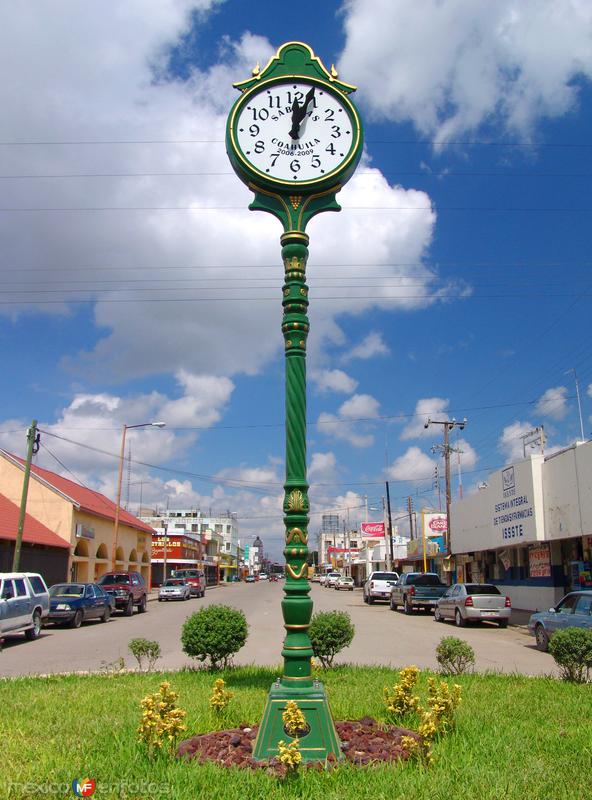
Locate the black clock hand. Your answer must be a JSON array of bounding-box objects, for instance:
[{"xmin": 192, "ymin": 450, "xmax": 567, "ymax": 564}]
[{"xmin": 289, "ymin": 87, "xmax": 316, "ymax": 140}]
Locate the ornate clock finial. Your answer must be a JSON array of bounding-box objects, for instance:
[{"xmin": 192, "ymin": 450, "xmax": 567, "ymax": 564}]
[
  {"xmin": 330, "ymin": 64, "xmax": 338, "ymax": 79},
  {"xmin": 252, "ymin": 62, "xmax": 260, "ymax": 77}
]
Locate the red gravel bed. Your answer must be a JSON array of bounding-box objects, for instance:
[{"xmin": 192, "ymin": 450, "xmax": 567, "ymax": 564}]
[{"xmin": 178, "ymin": 716, "xmax": 419, "ymax": 775}]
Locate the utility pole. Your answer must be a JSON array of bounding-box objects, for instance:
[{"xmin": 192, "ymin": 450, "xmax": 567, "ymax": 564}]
[
  {"xmin": 425, "ymin": 417, "xmax": 467, "ymax": 555},
  {"xmin": 12, "ymin": 420, "xmax": 40, "ymax": 572},
  {"xmin": 566, "ymin": 368, "xmax": 585, "ymax": 442},
  {"xmin": 162, "ymin": 520, "xmax": 168, "ymax": 584},
  {"xmin": 407, "ymin": 496, "xmax": 414, "ymax": 539},
  {"xmin": 385, "ymin": 481, "xmax": 394, "ymax": 570},
  {"xmin": 520, "ymin": 425, "xmax": 546, "ymax": 458}
]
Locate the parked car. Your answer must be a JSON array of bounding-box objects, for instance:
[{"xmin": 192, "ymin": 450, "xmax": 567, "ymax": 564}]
[
  {"xmin": 259, "ymin": 572, "xmax": 268, "ymax": 580},
  {"xmin": 389, "ymin": 573, "xmax": 448, "ymax": 614},
  {"xmin": 97, "ymin": 571, "xmax": 148, "ymax": 616},
  {"xmin": 319, "ymin": 574, "xmax": 328, "ymax": 586},
  {"xmin": 311, "ymin": 573, "xmax": 322, "ymax": 583},
  {"xmin": 158, "ymin": 578, "xmax": 191, "ymax": 602},
  {"xmin": 48, "ymin": 582, "xmax": 113, "ymax": 627},
  {"xmin": 245, "ymin": 574, "xmax": 255, "ymax": 583},
  {"xmin": 528, "ymin": 590, "xmax": 592, "ymax": 651},
  {"xmin": 435, "ymin": 583, "xmax": 511, "ymax": 627},
  {"xmin": 363, "ymin": 571, "xmax": 399, "ymax": 604},
  {"xmin": 0, "ymin": 572, "xmax": 49, "ymax": 641},
  {"xmin": 335, "ymin": 576, "xmax": 355, "ymax": 591},
  {"xmin": 170, "ymin": 569, "xmax": 206, "ymax": 598},
  {"xmin": 325, "ymin": 572, "xmax": 342, "ymax": 588},
  {"xmin": 269, "ymin": 574, "xmax": 278, "ymax": 582}
]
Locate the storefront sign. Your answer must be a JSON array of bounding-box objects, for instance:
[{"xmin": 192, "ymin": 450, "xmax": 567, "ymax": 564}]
[
  {"xmin": 361, "ymin": 522, "xmax": 385, "ymax": 538},
  {"xmin": 423, "ymin": 513, "xmax": 447, "ymax": 538},
  {"xmin": 529, "ymin": 544, "xmax": 551, "ymax": 578}
]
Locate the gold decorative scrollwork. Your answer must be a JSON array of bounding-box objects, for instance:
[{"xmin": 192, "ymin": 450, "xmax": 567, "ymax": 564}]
[
  {"xmin": 286, "ymin": 563, "xmax": 308, "ymax": 580},
  {"xmin": 286, "ymin": 527, "xmax": 308, "ymax": 544},
  {"xmin": 287, "ymin": 490, "xmax": 307, "ymax": 511},
  {"xmin": 289, "ymin": 195, "xmax": 302, "ymax": 210}
]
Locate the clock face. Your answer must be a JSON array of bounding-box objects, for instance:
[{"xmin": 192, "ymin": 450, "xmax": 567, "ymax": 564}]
[{"xmin": 231, "ymin": 79, "xmax": 360, "ymax": 186}]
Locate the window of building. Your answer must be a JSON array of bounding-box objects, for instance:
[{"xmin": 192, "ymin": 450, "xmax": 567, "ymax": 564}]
[
  {"xmin": 226, "ymin": 525, "xmax": 231, "ymax": 533},
  {"xmin": 215, "ymin": 524, "xmax": 223, "ymax": 533}
]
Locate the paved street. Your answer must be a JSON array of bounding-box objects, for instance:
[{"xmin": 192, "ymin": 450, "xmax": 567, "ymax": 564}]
[{"xmin": 0, "ymin": 582, "xmax": 557, "ymax": 677}]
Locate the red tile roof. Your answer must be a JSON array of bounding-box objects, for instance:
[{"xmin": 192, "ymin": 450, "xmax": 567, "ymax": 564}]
[
  {"xmin": 3, "ymin": 452, "xmax": 155, "ymax": 535},
  {"xmin": 0, "ymin": 493, "xmax": 70, "ymax": 549}
]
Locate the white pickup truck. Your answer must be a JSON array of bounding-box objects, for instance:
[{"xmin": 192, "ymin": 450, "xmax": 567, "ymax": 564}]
[
  {"xmin": 363, "ymin": 570, "xmax": 400, "ymax": 604},
  {"xmin": 0, "ymin": 572, "xmax": 49, "ymax": 641}
]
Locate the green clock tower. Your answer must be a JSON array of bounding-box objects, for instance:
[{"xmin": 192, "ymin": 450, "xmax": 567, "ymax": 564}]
[{"xmin": 226, "ymin": 41, "xmax": 363, "ymax": 762}]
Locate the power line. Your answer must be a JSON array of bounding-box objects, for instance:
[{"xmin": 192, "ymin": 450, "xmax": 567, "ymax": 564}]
[
  {"xmin": 0, "ymin": 204, "xmax": 590, "ymax": 212},
  {"xmin": 0, "ymin": 137, "xmax": 589, "ymax": 147}
]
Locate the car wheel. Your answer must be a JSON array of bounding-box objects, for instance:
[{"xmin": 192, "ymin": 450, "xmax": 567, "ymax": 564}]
[
  {"xmin": 368, "ymin": 595, "xmax": 374, "ymax": 605},
  {"xmin": 124, "ymin": 596, "xmax": 134, "ymax": 616},
  {"xmin": 535, "ymin": 624, "xmax": 549, "ymax": 652},
  {"xmin": 434, "ymin": 606, "xmax": 444, "ymax": 623},
  {"xmin": 25, "ymin": 611, "xmax": 42, "ymax": 640},
  {"xmin": 138, "ymin": 595, "xmax": 147, "ymax": 613},
  {"xmin": 71, "ymin": 609, "xmax": 84, "ymax": 629},
  {"xmin": 498, "ymin": 619, "xmax": 508, "ymax": 628},
  {"xmin": 404, "ymin": 597, "xmax": 413, "ymax": 615},
  {"xmin": 101, "ymin": 606, "xmax": 110, "ymax": 623},
  {"xmin": 158, "ymin": 598, "xmax": 163, "ymax": 602},
  {"xmin": 455, "ymin": 609, "xmax": 465, "ymax": 628},
  {"xmin": 389, "ymin": 596, "xmax": 397, "ymax": 611}
]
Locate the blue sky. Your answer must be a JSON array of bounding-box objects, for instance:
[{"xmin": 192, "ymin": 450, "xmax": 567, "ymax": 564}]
[{"xmin": 1, "ymin": 1, "xmax": 591, "ymax": 558}]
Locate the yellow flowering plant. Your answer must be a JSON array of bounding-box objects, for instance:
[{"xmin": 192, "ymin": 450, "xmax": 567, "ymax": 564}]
[
  {"xmin": 209, "ymin": 678, "xmax": 234, "ymax": 715},
  {"xmin": 277, "ymin": 738, "xmax": 302, "ymax": 770},
  {"xmin": 384, "ymin": 665, "xmax": 421, "ymax": 718},
  {"xmin": 137, "ymin": 681, "xmax": 187, "ymax": 756},
  {"xmin": 282, "ymin": 700, "xmax": 308, "ymax": 737}
]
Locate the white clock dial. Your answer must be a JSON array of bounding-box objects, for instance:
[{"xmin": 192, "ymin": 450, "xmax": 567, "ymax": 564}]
[{"xmin": 233, "ymin": 80, "xmax": 358, "ymax": 184}]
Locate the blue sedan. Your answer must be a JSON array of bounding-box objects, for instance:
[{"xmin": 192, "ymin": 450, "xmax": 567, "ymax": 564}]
[
  {"xmin": 48, "ymin": 583, "xmax": 114, "ymax": 628},
  {"xmin": 528, "ymin": 590, "xmax": 592, "ymax": 651}
]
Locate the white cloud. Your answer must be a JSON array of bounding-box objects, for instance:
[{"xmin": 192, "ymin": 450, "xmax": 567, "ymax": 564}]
[
  {"xmin": 339, "ymin": 394, "xmax": 381, "ymax": 420},
  {"xmin": 312, "ymin": 369, "xmax": 358, "ymax": 395},
  {"xmin": 342, "ymin": 332, "xmax": 390, "ymax": 362},
  {"xmin": 401, "ymin": 397, "xmax": 449, "ymax": 440},
  {"xmin": 308, "ymin": 452, "xmax": 338, "ymax": 483},
  {"xmin": 535, "ymin": 386, "xmax": 569, "ymax": 420},
  {"xmin": 387, "ymin": 447, "xmax": 434, "ymax": 481},
  {"xmin": 339, "ymin": 0, "xmax": 592, "ymax": 145},
  {"xmin": 0, "ymin": 5, "xmax": 448, "ymax": 384},
  {"xmin": 456, "ymin": 438, "xmax": 478, "ymax": 471},
  {"xmin": 317, "ymin": 412, "xmax": 374, "ymax": 449}
]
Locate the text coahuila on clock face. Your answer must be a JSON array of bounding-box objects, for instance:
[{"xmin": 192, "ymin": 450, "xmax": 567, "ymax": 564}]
[{"xmin": 234, "ymin": 80, "xmax": 359, "ymax": 185}]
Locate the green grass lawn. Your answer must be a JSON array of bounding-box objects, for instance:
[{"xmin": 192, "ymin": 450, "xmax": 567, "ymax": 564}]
[{"xmin": 1, "ymin": 666, "xmax": 590, "ymax": 800}]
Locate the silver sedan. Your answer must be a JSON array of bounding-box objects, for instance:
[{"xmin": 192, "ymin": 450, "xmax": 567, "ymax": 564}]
[
  {"xmin": 158, "ymin": 578, "xmax": 191, "ymax": 601},
  {"xmin": 435, "ymin": 583, "xmax": 511, "ymax": 627}
]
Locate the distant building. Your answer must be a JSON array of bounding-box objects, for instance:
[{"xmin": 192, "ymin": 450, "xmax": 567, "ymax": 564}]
[{"xmin": 0, "ymin": 449, "xmax": 154, "ymax": 585}]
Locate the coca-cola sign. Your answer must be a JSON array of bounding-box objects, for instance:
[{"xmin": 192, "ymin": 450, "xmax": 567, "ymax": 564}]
[
  {"xmin": 426, "ymin": 514, "xmax": 448, "ymax": 534},
  {"xmin": 361, "ymin": 522, "xmax": 385, "ymax": 538}
]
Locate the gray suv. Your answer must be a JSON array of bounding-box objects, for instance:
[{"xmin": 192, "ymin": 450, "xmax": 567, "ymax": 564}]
[{"xmin": 0, "ymin": 572, "xmax": 49, "ymax": 641}]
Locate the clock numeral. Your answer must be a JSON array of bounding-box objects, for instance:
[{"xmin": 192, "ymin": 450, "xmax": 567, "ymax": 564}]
[
  {"xmin": 324, "ymin": 108, "xmax": 335, "ymax": 121},
  {"xmin": 254, "ymin": 140, "xmax": 265, "ymax": 154},
  {"xmin": 325, "ymin": 143, "xmax": 336, "ymax": 155},
  {"xmin": 290, "ymin": 160, "xmax": 301, "ymax": 173},
  {"xmin": 251, "ymin": 108, "xmax": 269, "ymax": 121},
  {"xmin": 249, "ymin": 124, "xmax": 260, "ymax": 137},
  {"xmin": 286, "ymin": 90, "xmax": 304, "ymax": 105},
  {"xmin": 311, "ymin": 156, "xmax": 321, "ymax": 168},
  {"xmin": 331, "ymin": 125, "xmax": 341, "ymax": 139},
  {"xmin": 270, "ymin": 152, "xmax": 280, "ymax": 167},
  {"xmin": 268, "ymin": 95, "xmax": 281, "ymax": 109}
]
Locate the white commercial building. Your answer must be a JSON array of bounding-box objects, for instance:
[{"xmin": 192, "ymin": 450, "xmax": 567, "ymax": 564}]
[{"xmin": 451, "ymin": 440, "xmax": 592, "ymax": 611}]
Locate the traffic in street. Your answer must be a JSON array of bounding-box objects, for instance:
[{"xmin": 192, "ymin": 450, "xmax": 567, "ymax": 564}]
[{"xmin": 0, "ymin": 579, "xmax": 557, "ymax": 678}]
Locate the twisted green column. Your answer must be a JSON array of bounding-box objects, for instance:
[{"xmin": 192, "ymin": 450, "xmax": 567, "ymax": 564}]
[{"xmin": 280, "ymin": 231, "xmax": 313, "ymax": 688}]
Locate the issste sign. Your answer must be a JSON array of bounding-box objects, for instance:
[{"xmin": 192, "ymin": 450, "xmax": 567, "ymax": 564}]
[{"xmin": 361, "ymin": 522, "xmax": 385, "ymax": 538}]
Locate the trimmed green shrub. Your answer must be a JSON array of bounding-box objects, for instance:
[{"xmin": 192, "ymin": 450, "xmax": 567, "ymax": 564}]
[
  {"xmin": 548, "ymin": 627, "xmax": 592, "ymax": 683},
  {"xmin": 181, "ymin": 605, "xmax": 248, "ymax": 670},
  {"xmin": 129, "ymin": 638, "xmax": 161, "ymax": 671},
  {"xmin": 436, "ymin": 636, "xmax": 475, "ymax": 675},
  {"xmin": 309, "ymin": 610, "xmax": 355, "ymax": 668}
]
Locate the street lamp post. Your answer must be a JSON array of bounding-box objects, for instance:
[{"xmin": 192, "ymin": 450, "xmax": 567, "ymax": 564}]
[
  {"xmin": 226, "ymin": 43, "xmax": 363, "ymax": 762},
  {"xmin": 111, "ymin": 421, "xmax": 165, "ymax": 570}
]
